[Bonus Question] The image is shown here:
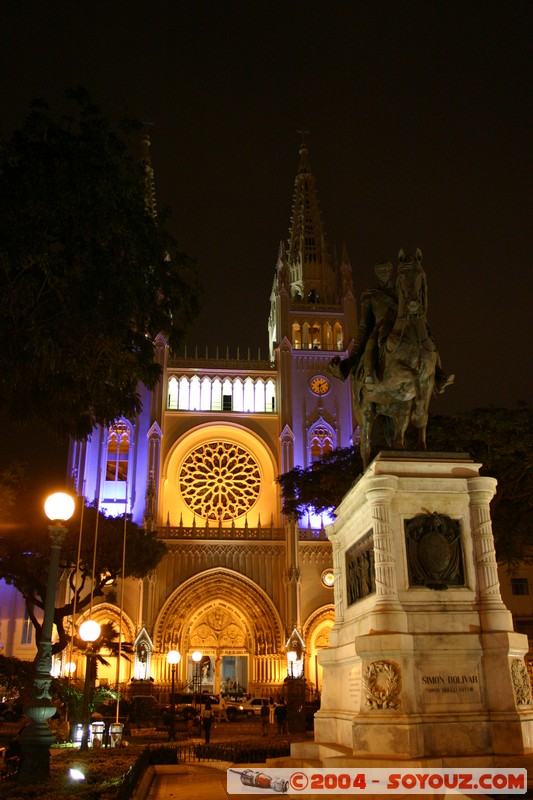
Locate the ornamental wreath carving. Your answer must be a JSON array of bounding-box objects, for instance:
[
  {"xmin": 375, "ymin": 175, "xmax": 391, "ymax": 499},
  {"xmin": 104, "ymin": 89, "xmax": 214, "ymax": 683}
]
[
  {"xmin": 363, "ymin": 660, "xmax": 402, "ymax": 710},
  {"xmin": 405, "ymin": 512, "xmax": 465, "ymax": 590},
  {"xmin": 511, "ymin": 658, "xmax": 533, "ymax": 707}
]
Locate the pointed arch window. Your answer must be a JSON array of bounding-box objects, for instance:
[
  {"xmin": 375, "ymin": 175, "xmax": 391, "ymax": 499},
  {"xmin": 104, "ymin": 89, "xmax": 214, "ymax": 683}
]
[
  {"xmin": 292, "ymin": 322, "xmax": 302, "ymax": 349},
  {"xmin": 309, "ymin": 423, "xmax": 334, "ymax": 463},
  {"xmin": 266, "ymin": 380, "xmax": 276, "ymax": 412},
  {"xmin": 310, "ymin": 322, "xmax": 322, "ymax": 349},
  {"xmin": 233, "ymin": 378, "xmax": 244, "ymax": 412},
  {"xmin": 189, "ymin": 376, "xmax": 201, "ymax": 410},
  {"xmin": 302, "ymin": 322, "xmax": 311, "ymax": 349},
  {"xmin": 212, "ymin": 379, "xmax": 222, "ymax": 411},
  {"xmin": 106, "ymin": 421, "xmax": 130, "ymax": 482},
  {"xmin": 324, "ymin": 323, "xmax": 333, "ymax": 350},
  {"xmin": 178, "ymin": 377, "xmax": 190, "ymax": 410},
  {"xmin": 333, "ymin": 322, "xmax": 344, "ymax": 351},
  {"xmin": 243, "ymin": 378, "xmax": 254, "ymax": 412},
  {"xmin": 200, "ymin": 377, "xmax": 211, "ymax": 410},
  {"xmin": 254, "ymin": 379, "xmax": 265, "ymax": 412},
  {"xmin": 168, "ymin": 376, "xmax": 179, "ymax": 410},
  {"xmin": 222, "ymin": 378, "xmax": 233, "ymax": 411}
]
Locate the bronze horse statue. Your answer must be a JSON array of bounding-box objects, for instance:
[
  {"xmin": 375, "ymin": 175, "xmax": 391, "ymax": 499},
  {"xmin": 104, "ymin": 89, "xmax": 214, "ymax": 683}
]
[{"xmin": 340, "ymin": 251, "xmax": 439, "ymax": 468}]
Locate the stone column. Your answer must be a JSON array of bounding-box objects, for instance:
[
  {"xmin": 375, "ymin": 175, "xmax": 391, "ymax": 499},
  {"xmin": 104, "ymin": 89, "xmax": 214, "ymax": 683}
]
[
  {"xmin": 468, "ymin": 476, "xmax": 513, "ymax": 631},
  {"xmin": 364, "ymin": 477, "xmax": 400, "ymax": 608},
  {"xmin": 285, "ymin": 519, "xmax": 301, "ymax": 630},
  {"xmin": 326, "ymin": 528, "xmax": 343, "ymax": 648}
]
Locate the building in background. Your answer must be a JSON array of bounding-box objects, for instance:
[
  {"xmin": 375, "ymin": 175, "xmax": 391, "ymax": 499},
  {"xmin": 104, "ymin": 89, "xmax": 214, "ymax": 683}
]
[{"xmin": 65, "ymin": 142, "xmax": 356, "ymax": 697}]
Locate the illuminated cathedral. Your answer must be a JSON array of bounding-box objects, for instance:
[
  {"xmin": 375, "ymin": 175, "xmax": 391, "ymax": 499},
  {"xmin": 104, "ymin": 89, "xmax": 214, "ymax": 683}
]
[
  {"xmin": 64, "ymin": 142, "xmax": 358, "ymax": 696},
  {"xmin": 1, "ymin": 143, "xmax": 530, "ymax": 697}
]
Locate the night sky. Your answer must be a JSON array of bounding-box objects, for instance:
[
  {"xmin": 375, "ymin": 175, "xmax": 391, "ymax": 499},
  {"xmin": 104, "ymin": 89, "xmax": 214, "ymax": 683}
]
[{"xmin": 1, "ymin": 1, "xmax": 531, "ymax": 491}]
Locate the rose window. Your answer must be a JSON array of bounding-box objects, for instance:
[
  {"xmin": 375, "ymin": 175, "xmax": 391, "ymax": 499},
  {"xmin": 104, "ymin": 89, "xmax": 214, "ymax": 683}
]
[{"xmin": 179, "ymin": 441, "xmax": 261, "ymax": 520}]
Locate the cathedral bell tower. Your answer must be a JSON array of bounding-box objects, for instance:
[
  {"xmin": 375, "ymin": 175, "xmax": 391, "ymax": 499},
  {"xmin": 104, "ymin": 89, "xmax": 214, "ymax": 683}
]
[{"xmin": 270, "ymin": 142, "xmax": 357, "ymax": 477}]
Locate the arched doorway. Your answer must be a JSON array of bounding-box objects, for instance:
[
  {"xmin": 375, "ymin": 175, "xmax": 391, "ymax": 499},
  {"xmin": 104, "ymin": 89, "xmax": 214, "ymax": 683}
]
[
  {"xmin": 75, "ymin": 603, "xmax": 136, "ymax": 687},
  {"xmin": 303, "ymin": 606, "xmax": 334, "ymax": 696},
  {"xmin": 153, "ymin": 569, "xmax": 286, "ymax": 696}
]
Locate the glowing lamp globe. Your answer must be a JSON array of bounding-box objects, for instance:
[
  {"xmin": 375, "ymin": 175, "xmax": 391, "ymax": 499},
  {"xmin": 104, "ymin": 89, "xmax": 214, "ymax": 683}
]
[
  {"xmin": 167, "ymin": 649, "xmax": 181, "ymax": 666},
  {"xmin": 79, "ymin": 619, "xmax": 101, "ymax": 643},
  {"xmin": 287, "ymin": 650, "xmax": 297, "ymax": 663},
  {"xmin": 44, "ymin": 492, "xmax": 75, "ymax": 522},
  {"xmin": 192, "ymin": 650, "xmax": 202, "ymax": 663}
]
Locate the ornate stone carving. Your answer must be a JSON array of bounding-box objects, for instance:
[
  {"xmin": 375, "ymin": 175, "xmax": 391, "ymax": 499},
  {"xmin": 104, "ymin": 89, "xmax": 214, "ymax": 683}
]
[
  {"xmin": 346, "ymin": 533, "xmax": 375, "ymax": 606},
  {"xmin": 405, "ymin": 512, "xmax": 464, "ymax": 590},
  {"xmin": 511, "ymin": 658, "xmax": 533, "ymax": 707},
  {"xmin": 190, "ymin": 607, "xmax": 250, "ymax": 651},
  {"xmin": 363, "ymin": 660, "xmax": 402, "ymax": 710}
]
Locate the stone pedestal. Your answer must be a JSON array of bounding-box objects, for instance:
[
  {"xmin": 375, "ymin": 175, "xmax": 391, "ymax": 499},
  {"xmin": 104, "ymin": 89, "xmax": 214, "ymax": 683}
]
[{"xmin": 314, "ymin": 452, "xmax": 533, "ymax": 759}]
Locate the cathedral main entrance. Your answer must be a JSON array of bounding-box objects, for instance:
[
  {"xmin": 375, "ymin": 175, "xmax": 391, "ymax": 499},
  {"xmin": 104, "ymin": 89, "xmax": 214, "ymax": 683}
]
[
  {"xmin": 153, "ymin": 569, "xmax": 286, "ymax": 695},
  {"xmin": 189, "ymin": 653, "xmax": 248, "ymax": 695},
  {"xmin": 220, "ymin": 655, "xmax": 248, "ymax": 695}
]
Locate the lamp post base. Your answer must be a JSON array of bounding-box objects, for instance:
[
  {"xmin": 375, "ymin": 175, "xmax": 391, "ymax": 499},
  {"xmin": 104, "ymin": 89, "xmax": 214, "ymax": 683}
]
[{"xmin": 17, "ymin": 704, "xmax": 56, "ymax": 785}]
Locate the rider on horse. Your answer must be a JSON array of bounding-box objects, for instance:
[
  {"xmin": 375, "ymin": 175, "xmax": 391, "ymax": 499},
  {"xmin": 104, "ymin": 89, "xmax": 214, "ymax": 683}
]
[
  {"xmin": 334, "ymin": 260, "xmax": 397, "ymax": 391},
  {"xmin": 332, "ymin": 251, "xmax": 453, "ymax": 394}
]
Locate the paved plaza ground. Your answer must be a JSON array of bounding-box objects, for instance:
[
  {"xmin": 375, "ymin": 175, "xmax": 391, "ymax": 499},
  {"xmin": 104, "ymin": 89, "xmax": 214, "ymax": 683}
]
[{"xmin": 2, "ymin": 716, "xmax": 532, "ymax": 799}]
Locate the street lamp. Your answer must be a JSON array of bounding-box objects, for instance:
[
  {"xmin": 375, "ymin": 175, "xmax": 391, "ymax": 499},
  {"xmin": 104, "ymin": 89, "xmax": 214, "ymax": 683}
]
[
  {"xmin": 79, "ymin": 618, "xmax": 101, "ymax": 751},
  {"xmin": 192, "ymin": 650, "xmax": 203, "ymax": 709},
  {"xmin": 286, "ymin": 648, "xmax": 306, "ymax": 734},
  {"xmin": 18, "ymin": 492, "xmax": 75, "ymax": 785},
  {"xmin": 287, "ymin": 650, "xmax": 297, "ymax": 678},
  {"xmin": 166, "ymin": 649, "xmax": 181, "ymax": 741}
]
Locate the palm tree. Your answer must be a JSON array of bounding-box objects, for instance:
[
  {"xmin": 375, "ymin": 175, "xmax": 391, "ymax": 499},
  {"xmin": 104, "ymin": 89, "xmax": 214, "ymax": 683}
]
[
  {"xmin": 58, "ymin": 621, "xmax": 133, "ymax": 727},
  {"xmin": 73, "ymin": 621, "xmax": 134, "ymax": 679}
]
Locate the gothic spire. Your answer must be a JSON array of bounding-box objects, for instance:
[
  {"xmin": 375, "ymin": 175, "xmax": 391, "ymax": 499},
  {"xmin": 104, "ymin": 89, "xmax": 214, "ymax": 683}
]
[{"xmin": 286, "ymin": 141, "xmax": 335, "ymax": 303}]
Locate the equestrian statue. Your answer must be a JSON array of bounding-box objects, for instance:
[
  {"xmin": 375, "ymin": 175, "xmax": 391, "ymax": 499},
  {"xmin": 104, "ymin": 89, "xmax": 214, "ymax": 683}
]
[{"xmin": 330, "ymin": 249, "xmax": 454, "ymax": 468}]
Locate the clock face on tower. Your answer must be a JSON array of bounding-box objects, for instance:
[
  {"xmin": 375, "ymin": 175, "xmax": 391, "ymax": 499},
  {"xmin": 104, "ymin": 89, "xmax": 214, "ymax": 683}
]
[{"xmin": 309, "ymin": 375, "xmax": 330, "ymax": 396}]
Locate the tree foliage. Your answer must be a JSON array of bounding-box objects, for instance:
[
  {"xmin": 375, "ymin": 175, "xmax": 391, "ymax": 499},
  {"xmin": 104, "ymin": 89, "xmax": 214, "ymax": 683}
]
[
  {"xmin": 278, "ymin": 405, "xmax": 532, "ymax": 566},
  {"xmin": 277, "ymin": 447, "xmax": 364, "ymax": 520},
  {"xmin": 0, "ymin": 654, "xmax": 35, "ymax": 700},
  {"xmin": 0, "ymin": 501, "xmax": 167, "ymax": 656},
  {"xmin": 0, "ymin": 89, "xmax": 200, "ymax": 438},
  {"xmin": 0, "ymin": 461, "xmax": 28, "ymax": 523},
  {"xmin": 426, "ymin": 404, "xmax": 533, "ymax": 567}
]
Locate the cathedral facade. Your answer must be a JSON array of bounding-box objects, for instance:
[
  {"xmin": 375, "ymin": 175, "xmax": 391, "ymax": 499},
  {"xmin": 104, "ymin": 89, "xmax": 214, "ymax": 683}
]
[{"xmin": 65, "ymin": 143, "xmax": 358, "ymax": 698}]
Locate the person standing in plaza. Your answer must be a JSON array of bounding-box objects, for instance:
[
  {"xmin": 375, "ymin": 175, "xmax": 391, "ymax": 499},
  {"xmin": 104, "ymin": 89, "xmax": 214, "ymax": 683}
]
[
  {"xmin": 201, "ymin": 701, "xmax": 213, "ymax": 743},
  {"xmin": 274, "ymin": 699, "xmax": 287, "ymax": 734},
  {"xmin": 260, "ymin": 701, "xmax": 270, "ymax": 736}
]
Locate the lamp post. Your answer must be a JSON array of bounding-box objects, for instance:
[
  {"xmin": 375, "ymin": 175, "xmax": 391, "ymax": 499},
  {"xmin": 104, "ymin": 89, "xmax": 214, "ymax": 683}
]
[
  {"xmin": 18, "ymin": 492, "xmax": 75, "ymax": 785},
  {"xmin": 192, "ymin": 650, "xmax": 203, "ymax": 710},
  {"xmin": 79, "ymin": 618, "xmax": 101, "ymax": 751},
  {"xmin": 166, "ymin": 649, "xmax": 181, "ymax": 741},
  {"xmin": 63, "ymin": 662, "xmax": 76, "ymax": 724},
  {"xmin": 286, "ymin": 647, "xmax": 306, "ymax": 734}
]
